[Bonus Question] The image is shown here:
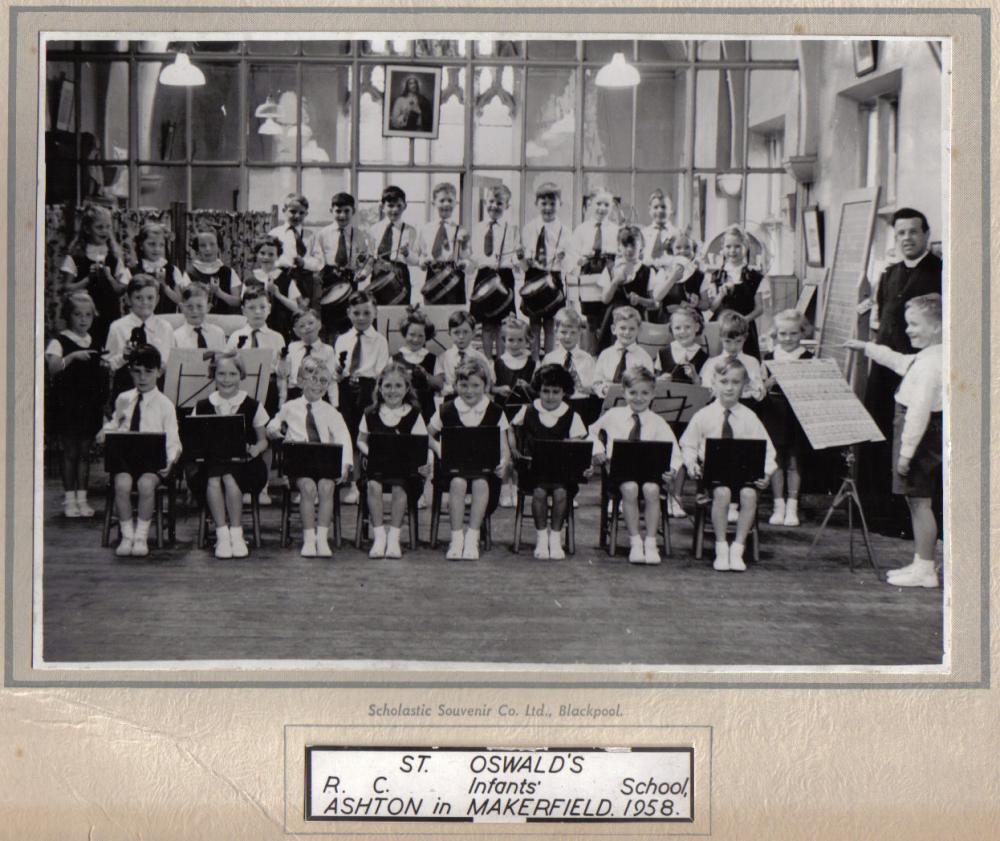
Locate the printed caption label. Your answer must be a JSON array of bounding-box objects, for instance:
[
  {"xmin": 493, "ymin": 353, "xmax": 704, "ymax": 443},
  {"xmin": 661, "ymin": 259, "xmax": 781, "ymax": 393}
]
[{"xmin": 305, "ymin": 746, "xmax": 694, "ymax": 823}]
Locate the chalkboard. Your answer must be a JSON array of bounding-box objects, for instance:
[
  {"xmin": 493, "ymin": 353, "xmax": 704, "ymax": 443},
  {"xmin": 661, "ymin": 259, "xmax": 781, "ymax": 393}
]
[
  {"xmin": 766, "ymin": 358, "xmax": 884, "ymax": 450},
  {"xmin": 818, "ymin": 188, "xmax": 880, "ymax": 387}
]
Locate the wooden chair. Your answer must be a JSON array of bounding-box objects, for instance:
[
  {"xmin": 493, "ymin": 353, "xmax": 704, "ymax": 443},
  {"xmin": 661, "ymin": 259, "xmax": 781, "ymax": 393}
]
[
  {"xmin": 196, "ymin": 493, "xmax": 262, "ymax": 550},
  {"xmin": 637, "ymin": 321, "xmax": 673, "ymax": 361},
  {"xmin": 511, "ymin": 485, "xmax": 577, "ymax": 554},
  {"xmin": 100, "ymin": 472, "xmax": 177, "ymax": 548},
  {"xmin": 428, "ymin": 472, "xmax": 493, "ymax": 550},
  {"xmin": 278, "ymin": 477, "xmax": 344, "ymax": 549},
  {"xmin": 692, "ymin": 491, "xmax": 761, "ymax": 562},
  {"xmin": 354, "ymin": 472, "xmax": 420, "ymax": 551},
  {"xmin": 598, "ymin": 468, "xmax": 672, "ymax": 557}
]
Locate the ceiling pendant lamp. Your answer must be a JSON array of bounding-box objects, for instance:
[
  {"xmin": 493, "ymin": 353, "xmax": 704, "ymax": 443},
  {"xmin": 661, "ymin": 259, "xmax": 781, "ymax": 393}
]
[
  {"xmin": 254, "ymin": 95, "xmax": 280, "ymax": 119},
  {"xmin": 258, "ymin": 117, "xmax": 283, "ymax": 136},
  {"xmin": 595, "ymin": 52, "xmax": 640, "ymax": 88},
  {"xmin": 159, "ymin": 52, "xmax": 205, "ymax": 87}
]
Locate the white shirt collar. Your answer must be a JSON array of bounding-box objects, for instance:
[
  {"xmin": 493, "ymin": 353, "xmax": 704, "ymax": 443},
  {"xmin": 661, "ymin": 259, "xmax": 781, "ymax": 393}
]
[
  {"xmin": 398, "ymin": 346, "xmax": 428, "ymax": 363},
  {"xmin": 192, "ymin": 258, "xmax": 223, "ymax": 273},
  {"xmin": 614, "ymin": 341, "xmax": 638, "ymax": 353},
  {"xmin": 209, "ymin": 390, "xmax": 248, "ymax": 412},
  {"xmin": 61, "ymin": 329, "xmax": 92, "ymax": 347},
  {"xmin": 84, "ymin": 243, "xmax": 109, "ymax": 260},
  {"xmin": 773, "ymin": 346, "xmax": 806, "ymax": 360},
  {"xmin": 902, "ymin": 249, "xmax": 930, "ymax": 269},
  {"xmin": 532, "ymin": 399, "xmax": 568, "ymax": 422},
  {"xmin": 379, "ymin": 403, "xmax": 411, "ymax": 423},
  {"xmin": 672, "ymin": 340, "xmax": 701, "ymax": 361},
  {"xmin": 141, "ymin": 257, "xmax": 168, "ymax": 271},
  {"xmin": 915, "ymin": 343, "xmax": 942, "ymax": 359},
  {"xmin": 500, "ymin": 352, "xmax": 530, "ymax": 369},
  {"xmin": 456, "ymin": 396, "xmax": 489, "ymax": 416},
  {"xmin": 253, "ymin": 267, "xmax": 281, "ymax": 281},
  {"xmin": 724, "ymin": 262, "xmax": 746, "ymax": 282}
]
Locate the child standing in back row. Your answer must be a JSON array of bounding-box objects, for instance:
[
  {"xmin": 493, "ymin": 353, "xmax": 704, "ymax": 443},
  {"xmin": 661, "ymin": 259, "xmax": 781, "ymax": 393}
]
[
  {"xmin": 131, "ymin": 222, "xmax": 188, "ymax": 314},
  {"xmin": 846, "ymin": 293, "xmax": 943, "ymax": 588},
  {"xmin": 186, "ymin": 227, "xmax": 243, "ymax": 315}
]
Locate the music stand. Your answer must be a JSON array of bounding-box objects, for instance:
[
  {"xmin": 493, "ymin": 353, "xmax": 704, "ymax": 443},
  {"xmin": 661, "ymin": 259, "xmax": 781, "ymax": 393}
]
[
  {"xmin": 608, "ymin": 441, "xmax": 673, "ymax": 485},
  {"xmin": 702, "ymin": 439, "xmax": 767, "ymax": 490},
  {"xmin": 528, "ymin": 440, "xmax": 594, "ymax": 485},
  {"xmin": 441, "ymin": 427, "xmax": 500, "ymax": 476},
  {"xmin": 366, "ymin": 434, "xmax": 429, "ymax": 481},
  {"xmin": 180, "ymin": 415, "xmax": 247, "ymax": 463},
  {"xmin": 601, "ymin": 382, "xmax": 711, "ymax": 425},
  {"xmin": 104, "ymin": 433, "xmax": 167, "ymax": 477},
  {"xmin": 282, "ymin": 443, "xmax": 344, "ymax": 481},
  {"xmin": 808, "ymin": 446, "xmax": 879, "ymax": 573}
]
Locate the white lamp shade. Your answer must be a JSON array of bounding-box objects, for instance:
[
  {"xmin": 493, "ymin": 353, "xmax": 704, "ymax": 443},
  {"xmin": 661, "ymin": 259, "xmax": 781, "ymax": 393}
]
[
  {"xmin": 258, "ymin": 117, "xmax": 283, "ymax": 136},
  {"xmin": 254, "ymin": 96, "xmax": 280, "ymax": 118},
  {"xmin": 595, "ymin": 52, "xmax": 640, "ymax": 88},
  {"xmin": 159, "ymin": 53, "xmax": 205, "ymax": 87}
]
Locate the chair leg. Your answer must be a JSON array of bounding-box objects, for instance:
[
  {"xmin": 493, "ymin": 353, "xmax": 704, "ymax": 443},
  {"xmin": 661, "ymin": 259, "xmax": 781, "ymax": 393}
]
[
  {"xmin": 168, "ymin": 481, "xmax": 177, "ymax": 544},
  {"xmin": 661, "ymin": 498, "xmax": 672, "ymax": 557},
  {"xmin": 598, "ymin": 485, "xmax": 608, "ymax": 549},
  {"xmin": 251, "ymin": 495, "xmax": 261, "ymax": 548},
  {"xmin": 483, "ymin": 515, "xmax": 492, "ymax": 551},
  {"xmin": 608, "ymin": 497, "xmax": 620, "ymax": 557},
  {"xmin": 693, "ymin": 506, "xmax": 705, "ymax": 560},
  {"xmin": 429, "ymin": 488, "xmax": 441, "ymax": 549},
  {"xmin": 354, "ymin": 489, "xmax": 366, "ymax": 550},
  {"xmin": 512, "ymin": 492, "xmax": 523, "ymax": 553},
  {"xmin": 101, "ymin": 487, "xmax": 113, "ymax": 547},
  {"xmin": 333, "ymin": 488, "xmax": 342, "ymax": 549},
  {"xmin": 567, "ymin": 497, "xmax": 576, "ymax": 555},
  {"xmin": 280, "ymin": 488, "xmax": 290, "ymax": 547},
  {"xmin": 407, "ymin": 497, "xmax": 419, "ymax": 549},
  {"xmin": 197, "ymin": 503, "xmax": 207, "ymax": 550},
  {"xmin": 155, "ymin": 490, "xmax": 164, "ymax": 549}
]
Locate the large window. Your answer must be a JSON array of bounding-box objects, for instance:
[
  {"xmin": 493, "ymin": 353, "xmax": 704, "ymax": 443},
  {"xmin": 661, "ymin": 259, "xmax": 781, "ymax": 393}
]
[{"xmin": 44, "ymin": 38, "xmax": 799, "ymax": 236}]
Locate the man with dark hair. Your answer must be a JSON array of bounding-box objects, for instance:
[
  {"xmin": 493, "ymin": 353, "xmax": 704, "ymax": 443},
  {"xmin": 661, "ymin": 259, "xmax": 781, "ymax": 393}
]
[{"xmin": 861, "ymin": 207, "xmax": 943, "ymax": 535}]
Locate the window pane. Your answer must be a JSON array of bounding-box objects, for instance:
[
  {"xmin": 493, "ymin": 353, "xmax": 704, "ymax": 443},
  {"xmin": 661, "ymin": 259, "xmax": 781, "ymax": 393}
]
[
  {"xmin": 473, "ymin": 66, "xmax": 522, "ymax": 166},
  {"xmin": 138, "ymin": 40, "xmax": 174, "ymax": 53},
  {"xmin": 361, "ymin": 39, "xmax": 411, "ymax": 57},
  {"xmin": 46, "ymin": 61, "xmax": 75, "ymax": 133},
  {"xmin": 634, "ymin": 173, "xmax": 686, "ymax": 232},
  {"xmin": 137, "ymin": 165, "xmax": 186, "ymax": 209},
  {"xmin": 636, "ymin": 69, "xmax": 686, "ymax": 169},
  {"xmin": 358, "ymin": 66, "xmax": 409, "ymax": 165},
  {"xmin": 136, "ymin": 60, "xmax": 185, "ymax": 161},
  {"xmin": 302, "ymin": 40, "xmax": 352, "ymax": 55},
  {"xmin": 471, "ymin": 171, "xmax": 522, "ymax": 230},
  {"xmin": 582, "ymin": 172, "xmax": 632, "ymax": 224},
  {"xmin": 415, "ymin": 39, "xmax": 466, "ymax": 57},
  {"xmin": 302, "ymin": 65, "xmax": 351, "ymax": 163},
  {"xmin": 638, "ymin": 40, "xmax": 689, "ymax": 61},
  {"xmin": 191, "ymin": 166, "xmax": 241, "ymax": 210},
  {"xmin": 249, "ymin": 167, "xmax": 298, "ymax": 216},
  {"xmin": 192, "ymin": 64, "xmax": 239, "ymax": 160},
  {"xmin": 583, "ymin": 68, "xmax": 633, "ymax": 168},
  {"xmin": 191, "ymin": 41, "xmax": 240, "ymax": 53},
  {"xmin": 247, "ymin": 64, "xmax": 298, "ymax": 162},
  {"xmin": 749, "ymin": 40, "xmax": 798, "ymax": 61},
  {"xmin": 475, "ymin": 40, "xmax": 522, "ymax": 58},
  {"xmin": 356, "ymin": 171, "xmax": 439, "ymax": 228},
  {"xmin": 694, "ymin": 68, "xmax": 747, "ymax": 169},
  {"xmin": 747, "ymin": 70, "xmax": 798, "ymax": 166},
  {"xmin": 525, "ymin": 68, "xmax": 576, "ymax": 167},
  {"xmin": 584, "ymin": 40, "xmax": 633, "ymax": 61},
  {"xmin": 79, "ymin": 61, "xmax": 130, "ymax": 162},
  {"xmin": 527, "ymin": 40, "xmax": 576, "ymax": 60},
  {"xmin": 745, "ymin": 172, "xmax": 796, "ymax": 275},
  {"xmin": 80, "ymin": 40, "xmax": 128, "ymax": 52},
  {"xmin": 302, "ymin": 169, "xmax": 350, "ymax": 225},
  {"xmin": 247, "ymin": 41, "xmax": 299, "ymax": 55},
  {"xmin": 696, "ymin": 40, "xmax": 721, "ymax": 61},
  {"xmin": 414, "ymin": 68, "xmax": 465, "ymax": 166},
  {"xmin": 525, "ymin": 171, "xmax": 574, "ymax": 227}
]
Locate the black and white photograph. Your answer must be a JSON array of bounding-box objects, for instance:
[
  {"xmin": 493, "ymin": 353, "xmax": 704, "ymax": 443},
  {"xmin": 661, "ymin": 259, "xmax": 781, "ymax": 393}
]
[{"xmin": 37, "ymin": 35, "xmax": 948, "ymax": 671}]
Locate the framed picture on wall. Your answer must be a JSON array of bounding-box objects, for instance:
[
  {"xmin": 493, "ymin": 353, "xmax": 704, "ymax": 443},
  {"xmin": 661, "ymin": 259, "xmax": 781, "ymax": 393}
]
[
  {"xmin": 803, "ymin": 205, "xmax": 825, "ymax": 267},
  {"xmin": 382, "ymin": 65, "xmax": 442, "ymax": 139},
  {"xmin": 853, "ymin": 40, "xmax": 878, "ymax": 76}
]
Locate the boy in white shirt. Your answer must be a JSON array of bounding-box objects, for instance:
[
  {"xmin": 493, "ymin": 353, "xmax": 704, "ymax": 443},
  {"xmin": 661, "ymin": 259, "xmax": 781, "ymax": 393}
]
[
  {"xmin": 699, "ymin": 310, "xmax": 766, "ymax": 402},
  {"xmin": 366, "ymin": 185, "xmax": 417, "ymax": 305},
  {"xmin": 105, "ymin": 275, "xmax": 175, "ymax": 396},
  {"xmin": 589, "ymin": 366, "xmax": 681, "ymax": 564},
  {"xmin": 569, "ymin": 188, "xmax": 619, "ymax": 350},
  {"xmin": 415, "ymin": 182, "xmax": 470, "ymax": 306},
  {"xmin": 266, "ymin": 360, "xmax": 354, "ymax": 557},
  {"xmin": 542, "ymin": 306, "xmax": 597, "ymax": 399},
  {"xmin": 283, "ymin": 307, "xmax": 337, "ymax": 403},
  {"xmin": 470, "ymin": 184, "xmax": 521, "ymax": 358},
  {"xmin": 269, "ymin": 192, "xmax": 313, "ymax": 271},
  {"xmin": 680, "ymin": 358, "xmax": 777, "ymax": 572},
  {"xmin": 173, "ymin": 284, "xmax": 225, "ymax": 350},
  {"xmin": 519, "ymin": 182, "xmax": 569, "ymax": 355},
  {"xmin": 592, "ymin": 306, "xmax": 654, "ymax": 399}
]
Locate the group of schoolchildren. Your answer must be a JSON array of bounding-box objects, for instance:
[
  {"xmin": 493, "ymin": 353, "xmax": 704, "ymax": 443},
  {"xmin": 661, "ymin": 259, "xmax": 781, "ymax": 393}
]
[{"xmin": 46, "ymin": 187, "xmax": 944, "ymax": 586}]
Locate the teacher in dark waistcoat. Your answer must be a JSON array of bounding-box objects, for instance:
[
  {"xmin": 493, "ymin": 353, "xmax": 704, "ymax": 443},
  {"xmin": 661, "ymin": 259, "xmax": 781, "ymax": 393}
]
[{"xmin": 861, "ymin": 207, "xmax": 943, "ymax": 534}]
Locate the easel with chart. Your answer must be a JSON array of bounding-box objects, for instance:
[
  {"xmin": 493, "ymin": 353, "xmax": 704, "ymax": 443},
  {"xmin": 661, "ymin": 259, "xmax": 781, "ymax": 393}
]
[{"xmin": 767, "ymin": 358, "xmax": 885, "ymax": 571}]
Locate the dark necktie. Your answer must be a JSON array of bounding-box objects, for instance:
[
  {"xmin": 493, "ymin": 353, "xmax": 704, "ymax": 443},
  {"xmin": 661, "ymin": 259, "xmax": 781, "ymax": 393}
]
[
  {"xmin": 612, "ymin": 348, "xmax": 628, "ymax": 384},
  {"xmin": 535, "ymin": 227, "xmax": 547, "ymax": 264},
  {"xmin": 431, "ymin": 222, "xmax": 448, "ymax": 260},
  {"xmin": 305, "ymin": 402, "xmax": 322, "ymax": 443},
  {"xmin": 378, "ymin": 223, "xmax": 394, "ymax": 258},
  {"xmin": 650, "ymin": 226, "xmax": 665, "ymax": 260},
  {"xmin": 563, "ymin": 350, "xmax": 573, "ymax": 371},
  {"xmin": 593, "ymin": 222, "xmax": 603, "ymax": 256},
  {"xmin": 721, "ymin": 409, "xmax": 735, "ymax": 440},
  {"xmin": 251, "ymin": 329, "xmax": 259, "ymax": 349},
  {"xmin": 349, "ymin": 330, "xmax": 364, "ymax": 375},
  {"xmin": 129, "ymin": 395, "xmax": 142, "ymax": 431},
  {"xmin": 335, "ymin": 230, "xmax": 348, "ymax": 267},
  {"xmin": 458, "ymin": 349, "xmax": 467, "ymax": 365},
  {"xmin": 484, "ymin": 222, "xmax": 495, "ymax": 257},
  {"xmin": 290, "ymin": 226, "xmax": 306, "ymax": 258},
  {"xmin": 303, "ymin": 345, "xmax": 312, "ymax": 357},
  {"xmin": 237, "ymin": 335, "xmax": 248, "ymax": 349},
  {"xmin": 130, "ymin": 324, "xmax": 147, "ymax": 346},
  {"xmin": 194, "ymin": 327, "xmax": 207, "ymax": 349},
  {"xmin": 628, "ymin": 412, "xmax": 642, "ymax": 441}
]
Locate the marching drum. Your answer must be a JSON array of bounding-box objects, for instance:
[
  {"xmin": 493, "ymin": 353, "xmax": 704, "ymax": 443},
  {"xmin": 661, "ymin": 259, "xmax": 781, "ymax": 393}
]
[
  {"xmin": 421, "ymin": 261, "xmax": 465, "ymax": 304},
  {"xmin": 520, "ymin": 267, "xmax": 566, "ymax": 319},
  {"xmin": 469, "ymin": 268, "xmax": 514, "ymax": 321},
  {"xmin": 319, "ymin": 266, "xmax": 355, "ymax": 307},
  {"xmin": 367, "ymin": 258, "xmax": 410, "ymax": 306}
]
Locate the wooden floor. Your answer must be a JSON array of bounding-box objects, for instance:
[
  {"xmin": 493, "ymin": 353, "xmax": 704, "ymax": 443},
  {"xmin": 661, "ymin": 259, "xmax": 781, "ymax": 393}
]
[{"xmin": 40, "ymin": 475, "xmax": 944, "ymax": 666}]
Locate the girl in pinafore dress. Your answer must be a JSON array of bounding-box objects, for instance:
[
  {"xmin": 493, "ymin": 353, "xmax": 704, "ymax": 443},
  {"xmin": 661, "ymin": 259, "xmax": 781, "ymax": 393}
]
[{"xmin": 701, "ymin": 224, "xmax": 769, "ymax": 359}]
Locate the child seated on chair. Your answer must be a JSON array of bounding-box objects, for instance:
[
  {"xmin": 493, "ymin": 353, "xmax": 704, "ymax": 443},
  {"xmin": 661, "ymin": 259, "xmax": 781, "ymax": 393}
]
[
  {"xmin": 680, "ymin": 358, "xmax": 777, "ymax": 573},
  {"xmin": 492, "ymin": 315, "xmax": 535, "ymax": 508},
  {"xmin": 592, "ymin": 306, "xmax": 655, "ymax": 399},
  {"xmin": 508, "ymin": 364, "xmax": 588, "ymax": 560},
  {"xmin": 589, "ymin": 366, "xmax": 681, "ymax": 565},
  {"xmin": 266, "ymin": 360, "xmax": 354, "ymax": 558},
  {"xmin": 190, "ymin": 351, "xmax": 270, "ymax": 559},
  {"xmin": 357, "ymin": 362, "xmax": 430, "ymax": 559},
  {"xmin": 428, "ymin": 358, "xmax": 510, "ymax": 561},
  {"xmin": 98, "ymin": 344, "xmax": 182, "ymax": 558}
]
